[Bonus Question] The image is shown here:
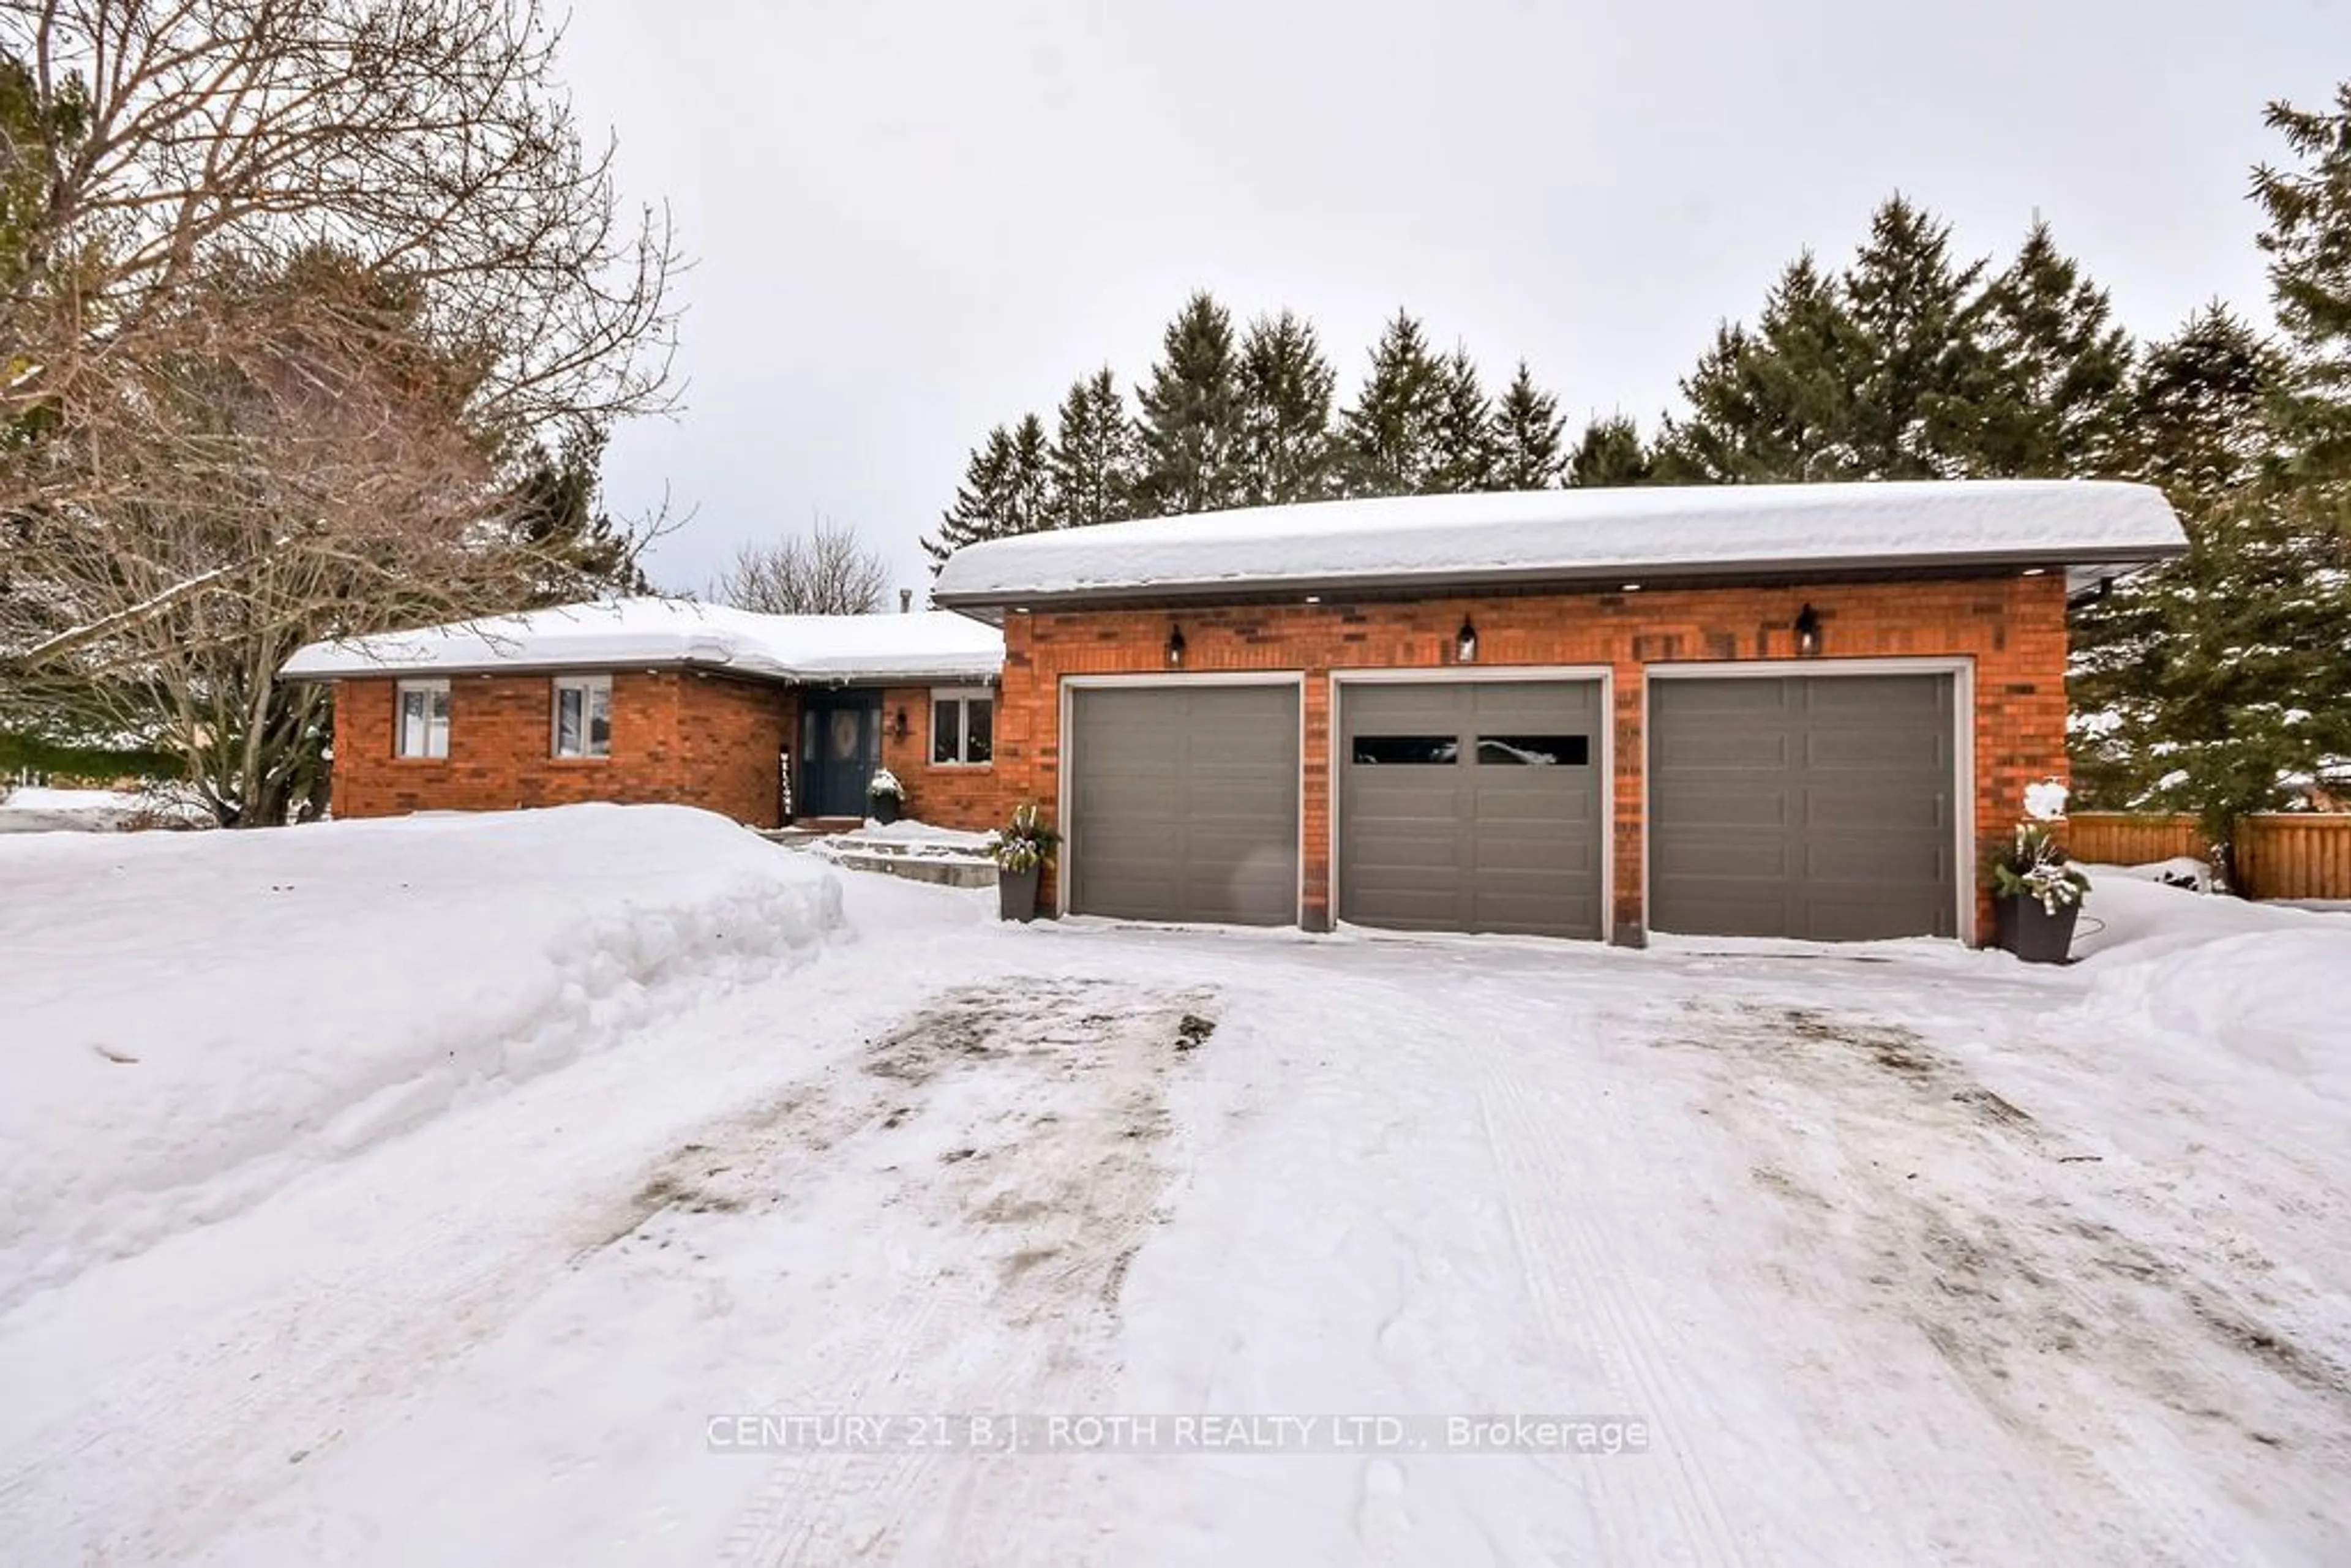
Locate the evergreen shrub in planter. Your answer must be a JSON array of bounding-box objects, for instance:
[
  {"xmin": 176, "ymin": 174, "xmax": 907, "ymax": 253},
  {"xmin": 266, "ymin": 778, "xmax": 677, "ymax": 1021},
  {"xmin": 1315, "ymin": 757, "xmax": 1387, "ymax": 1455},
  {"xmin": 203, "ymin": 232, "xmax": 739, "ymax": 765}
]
[
  {"xmin": 1989, "ymin": 781, "xmax": 2090, "ymax": 964},
  {"xmin": 988, "ymin": 802, "xmax": 1059, "ymax": 922},
  {"xmin": 866, "ymin": 768, "xmax": 904, "ymax": 827}
]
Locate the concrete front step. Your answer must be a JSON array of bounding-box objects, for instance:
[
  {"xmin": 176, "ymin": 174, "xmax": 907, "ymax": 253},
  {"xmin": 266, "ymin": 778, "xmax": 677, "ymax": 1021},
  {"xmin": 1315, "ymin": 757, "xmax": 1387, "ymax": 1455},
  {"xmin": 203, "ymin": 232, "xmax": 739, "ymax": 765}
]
[{"xmin": 825, "ymin": 849, "xmax": 997, "ymax": 889}]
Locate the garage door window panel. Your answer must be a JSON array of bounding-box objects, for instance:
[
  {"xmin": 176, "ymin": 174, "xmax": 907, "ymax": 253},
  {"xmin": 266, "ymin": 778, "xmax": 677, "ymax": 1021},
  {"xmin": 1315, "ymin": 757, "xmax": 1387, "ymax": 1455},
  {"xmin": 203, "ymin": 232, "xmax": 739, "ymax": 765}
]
[
  {"xmin": 1474, "ymin": 735, "xmax": 1589, "ymax": 766},
  {"xmin": 1352, "ymin": 735, "xmax": 1460, "ymax": 766}
]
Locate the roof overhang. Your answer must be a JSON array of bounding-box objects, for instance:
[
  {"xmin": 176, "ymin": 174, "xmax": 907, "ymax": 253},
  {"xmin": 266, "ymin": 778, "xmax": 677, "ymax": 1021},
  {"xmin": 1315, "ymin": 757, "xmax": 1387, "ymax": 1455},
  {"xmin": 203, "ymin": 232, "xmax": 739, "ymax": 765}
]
[
  {"xmin": 281, "ymin": 657, "xmax": 1002, "ymax": 686},
  {"xmin": 935, "ymin": 547, "xmax": 2180, "ymax": 621}
]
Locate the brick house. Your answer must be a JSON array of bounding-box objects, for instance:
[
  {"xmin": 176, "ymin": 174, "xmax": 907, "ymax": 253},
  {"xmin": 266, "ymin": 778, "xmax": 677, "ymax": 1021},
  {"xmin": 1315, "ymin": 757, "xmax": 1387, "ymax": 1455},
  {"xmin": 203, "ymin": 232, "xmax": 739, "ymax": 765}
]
[
  {"xmin": 282, "ymin": 599, "xmax": 1011, "ymax": 831},
  {"xmin": 929, "ymin": 480, "xmax": 2188, "ymax": 945}
]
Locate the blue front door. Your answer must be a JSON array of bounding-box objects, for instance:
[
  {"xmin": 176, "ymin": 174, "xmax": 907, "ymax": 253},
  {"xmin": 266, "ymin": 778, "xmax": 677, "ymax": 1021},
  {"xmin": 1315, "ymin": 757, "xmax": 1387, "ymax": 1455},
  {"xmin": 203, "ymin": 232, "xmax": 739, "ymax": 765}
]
[{"xmin": 801, "ymin": 692, "xmax": 882, "ymax": 818}]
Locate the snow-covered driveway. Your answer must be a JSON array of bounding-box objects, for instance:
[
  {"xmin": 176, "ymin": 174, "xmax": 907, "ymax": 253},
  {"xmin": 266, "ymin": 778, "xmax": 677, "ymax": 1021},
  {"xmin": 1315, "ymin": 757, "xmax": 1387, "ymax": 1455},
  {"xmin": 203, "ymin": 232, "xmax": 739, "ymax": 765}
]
[{"xmin": 2, "ymin": 809, "xmax": 2345, "ymax": 1565}]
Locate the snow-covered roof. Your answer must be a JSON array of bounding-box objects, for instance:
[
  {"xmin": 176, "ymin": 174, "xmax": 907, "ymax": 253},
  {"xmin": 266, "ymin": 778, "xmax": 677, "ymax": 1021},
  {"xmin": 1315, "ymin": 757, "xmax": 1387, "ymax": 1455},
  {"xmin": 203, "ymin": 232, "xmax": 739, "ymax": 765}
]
[
  {"xmin": 930, "ymin": 481, "xmax": 2188, "ymax": 611},
  {"xmin": 281, "ymin": 598, "xmax": 1003, "ymax": 684}
]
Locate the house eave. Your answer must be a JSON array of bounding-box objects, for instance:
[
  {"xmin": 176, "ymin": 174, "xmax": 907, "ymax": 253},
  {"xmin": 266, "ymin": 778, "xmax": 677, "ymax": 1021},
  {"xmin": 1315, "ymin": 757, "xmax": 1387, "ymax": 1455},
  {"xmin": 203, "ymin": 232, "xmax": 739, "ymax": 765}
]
[
  {"xmin": 282, "ymin": 656, "xmax": 1003, "ymax": 686},
  {"xmin": 933, "ymin": 544, "xmax": 2188, "ymax": 620}
]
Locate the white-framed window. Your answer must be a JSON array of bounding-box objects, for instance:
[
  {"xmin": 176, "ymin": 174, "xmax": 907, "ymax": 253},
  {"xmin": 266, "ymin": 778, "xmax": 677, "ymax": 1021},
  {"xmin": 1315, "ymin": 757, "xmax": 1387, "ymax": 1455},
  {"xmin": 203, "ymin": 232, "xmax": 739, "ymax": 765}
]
[
  {"xmin": 552, "ymin": 675, "xmax": 613, "ymax": 759},
  {"xmin": 396, "ymin": 679, "xmax": 451, "ymax": 759},
  {"xmin": 931, "ymin": 687, "xmax": 994, "ymax": 766}
]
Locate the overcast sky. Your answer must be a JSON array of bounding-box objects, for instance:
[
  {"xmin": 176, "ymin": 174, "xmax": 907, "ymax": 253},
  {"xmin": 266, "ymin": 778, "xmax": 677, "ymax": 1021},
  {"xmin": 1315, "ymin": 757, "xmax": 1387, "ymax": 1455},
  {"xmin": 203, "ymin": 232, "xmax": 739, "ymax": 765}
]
[{"xmin": 557, "ymin": 0, "xmax": 2349, "ymax": 602}]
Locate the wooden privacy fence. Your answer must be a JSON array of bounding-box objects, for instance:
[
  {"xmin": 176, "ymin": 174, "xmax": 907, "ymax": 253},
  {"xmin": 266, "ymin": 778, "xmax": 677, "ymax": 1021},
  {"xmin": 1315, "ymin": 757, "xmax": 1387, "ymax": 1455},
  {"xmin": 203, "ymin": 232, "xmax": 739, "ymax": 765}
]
[
  {"xmin": 2064, "ymin": 811, "xmax": 2351, "ymax": 900},
  {"xmin": 2237, "ymin": 815, "xmax": 2351, "ymax": 901}
]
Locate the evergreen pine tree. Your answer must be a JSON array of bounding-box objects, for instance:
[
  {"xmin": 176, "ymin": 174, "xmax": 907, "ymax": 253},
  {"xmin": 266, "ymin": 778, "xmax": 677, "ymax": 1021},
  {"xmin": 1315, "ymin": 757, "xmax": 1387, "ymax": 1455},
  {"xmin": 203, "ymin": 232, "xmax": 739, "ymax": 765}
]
[
  {"xmin": 1133, "ymin": 291, "xmax": 1246, "ymax": 516},
  {"xmin": 1235, "ymin": 310, "xmax": 1340, "ymax": 506},
  {"xmin": 1430, "ymin": 346, "xmax": 1498, "ymax": 490},
  {"xmin": 923, "ymin": 414, "xmax": 1054, "ymax": 566},
  {"xmin": 1002, "ymin": 411, "xmax": 1053, "ymax": 532},
  {"xmin": 1974, "ymin": 220, "xmax": 2133, "ymax": 476},
  {"xmin": 1652, "ymin": 253, "xmax": 1861, "ymax": 482},
  {"xmin": 1047, "ymin": 368, "xmax": 1138, "ymax": 529},
  {"xmin": 1567, "ymin": 414, "xmax": 1654, "ymax": 487},
  {"xmin": 1488, "ymin": 361, "xmax": 1568, "ymax": 489},
  {"xmin": 1340, "ymin": 310, "xmax": 1449, "ymax": 495},
  {"xmin": 506, "ymin": 421, "xmax": 648, "ymax": 603},
  {"xmin": 2254, "ymin": 83, "xmax": 2351, "ymax": 489},
  {"xmin": 924, "ymin": 426, "xmax": 1015, "ymax": 569},
  {"xmin": 1838, "ymin": 195, "xmax": 1992, "ymax": 478},
  {"xmin": 2068, "ymin": 307, "xmax": 2351, "ymax": 866}
]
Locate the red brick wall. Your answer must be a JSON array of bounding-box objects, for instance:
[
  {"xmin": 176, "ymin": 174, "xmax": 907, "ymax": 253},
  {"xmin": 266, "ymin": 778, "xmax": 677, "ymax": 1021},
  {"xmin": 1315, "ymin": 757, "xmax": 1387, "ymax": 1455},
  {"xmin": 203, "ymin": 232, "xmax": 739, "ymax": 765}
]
[
  {"xmin": 877, "ymin": 684, "xmax": 1011, "ymax": 832},
  {"xmin": 994, "ymin": 575, "xmax": 2070, "ymax": 941},
  {"xmin": 329, "ymin": 669, "xmax": 793, "ymax": 827}
]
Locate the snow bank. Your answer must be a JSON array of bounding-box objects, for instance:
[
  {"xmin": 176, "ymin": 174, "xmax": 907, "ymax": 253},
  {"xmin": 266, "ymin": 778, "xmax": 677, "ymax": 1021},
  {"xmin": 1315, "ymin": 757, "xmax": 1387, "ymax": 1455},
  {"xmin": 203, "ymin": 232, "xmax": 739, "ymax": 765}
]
[
  {"xmin": 932, "ymin": 479, "xmax": 2186, "ymax": 604},
  {"xmin": 280, "ymin": 597, "xmax": 1002, "ymax": 683},
  {"xmin": 0, "ymin": 786, "xmax": 209, "ymax": 835},
  {"xmin": 0, "ymin": 804, "xmax": 845, "ymax": 1308},
  {"xmin": 2071, "ymin": 872, "xmax": 2351, "ymax": 1103}
]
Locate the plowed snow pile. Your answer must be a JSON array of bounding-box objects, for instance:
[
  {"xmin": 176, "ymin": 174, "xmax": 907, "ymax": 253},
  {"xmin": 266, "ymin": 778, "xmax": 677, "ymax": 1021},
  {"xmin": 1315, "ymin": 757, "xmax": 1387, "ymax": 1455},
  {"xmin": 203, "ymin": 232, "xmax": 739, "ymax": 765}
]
[{"xmin": 0, "ymin": 805, "xmax": 843, "ymax": 1309}]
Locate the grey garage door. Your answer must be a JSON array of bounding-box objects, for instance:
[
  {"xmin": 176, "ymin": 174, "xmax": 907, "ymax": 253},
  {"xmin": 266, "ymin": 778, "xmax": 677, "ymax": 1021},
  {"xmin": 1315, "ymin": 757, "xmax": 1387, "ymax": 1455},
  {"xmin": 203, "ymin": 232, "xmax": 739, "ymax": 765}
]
[
  {"xmin": 1068, "ymin": 684, "xmax": 1300, "ymax": 925},
  {"xmin": 1340, "ymin": 680, "xmax": 1606, "ymax": 939},
  {"xmin": 1648, "ymin": 674, "xmax": 1958, "ymax": 941}
]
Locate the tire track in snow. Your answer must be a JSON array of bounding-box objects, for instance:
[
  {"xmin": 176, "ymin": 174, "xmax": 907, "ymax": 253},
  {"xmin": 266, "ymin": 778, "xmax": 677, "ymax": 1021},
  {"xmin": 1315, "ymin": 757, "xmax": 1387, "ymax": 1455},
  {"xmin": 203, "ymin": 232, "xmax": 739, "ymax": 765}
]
[
  {"xmin": 1660, "ymin": 994, "xmax": 2264, "ymax": 1566},
  {"xmin": 0, "ymin": 1180, "xmax": 566, "ymax": 1559},
  {"xmin": 1472, "ymin": 1016, "xmax": 1756, "ymax": 1568},
  {"xmin": 0, "ymin": 970, "xmax": 951, "ymax": 1563},
  {"xmin": 717, "ymin": 978, "xmax": 1203, "ymax": 1567}
]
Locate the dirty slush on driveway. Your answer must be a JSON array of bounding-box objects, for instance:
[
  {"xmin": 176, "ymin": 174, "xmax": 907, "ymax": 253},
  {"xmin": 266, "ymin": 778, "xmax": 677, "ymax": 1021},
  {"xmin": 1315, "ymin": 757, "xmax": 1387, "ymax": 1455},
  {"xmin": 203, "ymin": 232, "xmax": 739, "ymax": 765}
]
[
  {"xmin": 604, "ymin": 977, "xmax": 1218, "ymax": 1565},
  {"xmin": 1660, "ymin": 996, "xmax": 2351, "ymax": 1558}
]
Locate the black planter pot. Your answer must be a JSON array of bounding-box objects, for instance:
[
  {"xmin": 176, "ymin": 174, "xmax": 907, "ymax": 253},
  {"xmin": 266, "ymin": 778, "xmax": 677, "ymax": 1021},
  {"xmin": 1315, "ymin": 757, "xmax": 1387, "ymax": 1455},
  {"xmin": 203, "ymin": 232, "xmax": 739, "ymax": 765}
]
[
  {"xmin": 869, "ymin": 793, "xmax": 902, "ymax": 826},
  {"xmin": 997, "ymin": 863, "xmax": 1041, "ymax": 922},
  {"xmin": 1995, "ymin": 894, "xmax": 2081, "ymax": 963}
]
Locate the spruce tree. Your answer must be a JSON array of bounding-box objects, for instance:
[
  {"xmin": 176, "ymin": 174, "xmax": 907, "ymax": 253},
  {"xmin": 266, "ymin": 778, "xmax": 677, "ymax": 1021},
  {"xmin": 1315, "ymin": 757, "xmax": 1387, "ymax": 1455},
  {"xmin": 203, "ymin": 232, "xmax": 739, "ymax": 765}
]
[
  {"xmin": 1489, "ymin": 361, "xmax": 1569, "ymax": 489},
  {"xmin": 1567, "ymin": 414, "xmax": 1653, "ymax": 487},
  {"xmin": 1974, "ymin": 221, "xmax": 2133, "ymax": 477},
  {"xmin": 1133, "ymin": 291, "xmax": 1246, "ymax": 516},
  {"xmin": 923, "ymin": 414, "xmax": 1054, "ymax": 566},
  {"xmin": 2254, "ymin": 83, "xmax": 2351, "ymax": 489},
  {"xmin": 1495, "ymin": 364, "xmax": 1570, "ymax": 491},
  {"xmin": 1838, "ymin": 195, "xmax": 1992, "ymax": 478},
  {"xmin": 1048, "ymin": 368, "xmax": 1138, "ymax": 529},
  {"xmin": 1235, "ymin": 310, "xmax": 1340, "ymax": 506},
  {"xmin": 1430, "ymin": 346, "xmax": 1498, "ymax": 490},
  {"xmin": 1652, "ymin": 253, "xmax": 1861, "ymax": 482},
  {"xmin": 506, "ymin": 421, "xmax": 648, "ymax": 603},
  {"xmin": 2068, "ymin": 307, "xmax": 2351, "ymax": 868},
  {"xmin": 1003, "ymin": 411, "xmax": 1053, "ymax": 532},
  {"xmin": 1340, "ymin": 310, "xmax": 1448, "ymax": 495}
]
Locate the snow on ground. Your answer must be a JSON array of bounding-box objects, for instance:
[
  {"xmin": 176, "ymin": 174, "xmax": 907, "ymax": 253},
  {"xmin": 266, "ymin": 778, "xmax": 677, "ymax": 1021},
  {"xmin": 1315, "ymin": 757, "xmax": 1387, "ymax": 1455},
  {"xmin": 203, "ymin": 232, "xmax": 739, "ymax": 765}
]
[
  {"xmin": 0, "ymin": 805, "xmax": 842, "ymax": 1310},
  {"xmin": 0, "ymin": 784, "xmax": 208, "ymax": 835},
  {"xmin": 2, "ymin": 818, "xmax": 2345, "ymax": 1565}
]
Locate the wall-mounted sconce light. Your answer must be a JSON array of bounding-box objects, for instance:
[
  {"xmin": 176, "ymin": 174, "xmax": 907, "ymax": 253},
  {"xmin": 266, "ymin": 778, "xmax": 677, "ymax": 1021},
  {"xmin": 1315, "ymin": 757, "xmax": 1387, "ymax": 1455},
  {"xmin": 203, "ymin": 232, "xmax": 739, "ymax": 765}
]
[
  {"xmin": 1794, "ymin": 603, "xmax": 1822, "ymax": 656},
  {"xmin": 1455, "ymin": 616, "xmax": 1479, "ymax": 664},
  {"xmin": 892, "ymin": 707, "xmax": 909, "ymax": 740},
  {"xmin": 1166, "ymin": 623, "xmax": 1187, "ymax": 668}
]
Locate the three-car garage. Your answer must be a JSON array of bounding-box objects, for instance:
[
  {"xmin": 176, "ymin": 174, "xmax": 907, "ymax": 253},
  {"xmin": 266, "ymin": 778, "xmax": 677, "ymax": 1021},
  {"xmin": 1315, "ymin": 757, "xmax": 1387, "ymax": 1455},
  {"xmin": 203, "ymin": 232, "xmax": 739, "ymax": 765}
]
[
  {"xmin": 934, "ymin": 484, "xmax": 2184, "ymax": 953},
  {"xmin": 1057, "ymin": 666, "xmax": 1966, "ymax": 945}
]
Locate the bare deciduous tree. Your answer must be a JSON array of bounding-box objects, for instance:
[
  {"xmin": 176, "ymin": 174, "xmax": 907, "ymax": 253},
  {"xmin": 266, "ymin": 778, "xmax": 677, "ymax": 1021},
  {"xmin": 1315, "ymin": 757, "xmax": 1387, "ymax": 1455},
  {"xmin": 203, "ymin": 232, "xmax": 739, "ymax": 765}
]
[
  {"xmin": 712, "ymin": 518, "xmax": 892, "ymax": 617},
  {"xmin": 8, "ymin": 250, "xmax": 601, "ymax": 823},
  {"xmin": 0, "ymin": 0, "xmax": 680, "ymax": 823},
  {"xmin": 0, "ymin": 0, "xmax": 675, "ymax": 441}
]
